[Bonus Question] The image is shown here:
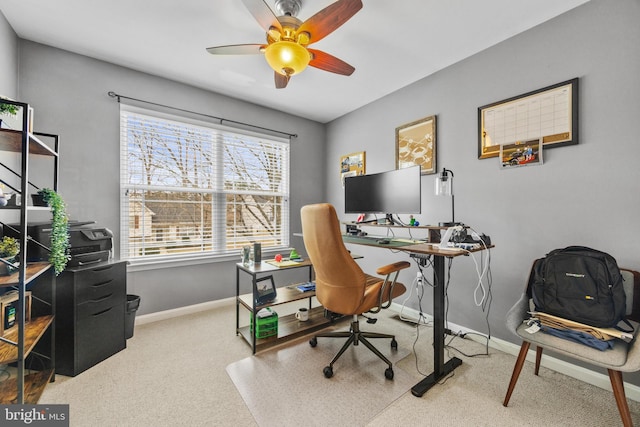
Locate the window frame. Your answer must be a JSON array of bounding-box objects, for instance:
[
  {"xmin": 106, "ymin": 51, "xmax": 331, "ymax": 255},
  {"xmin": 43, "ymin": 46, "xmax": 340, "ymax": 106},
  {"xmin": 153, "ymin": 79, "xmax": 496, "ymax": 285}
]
[{"xmin": 119, "ymin": 104, "xmax": 291, "ymax": 268}]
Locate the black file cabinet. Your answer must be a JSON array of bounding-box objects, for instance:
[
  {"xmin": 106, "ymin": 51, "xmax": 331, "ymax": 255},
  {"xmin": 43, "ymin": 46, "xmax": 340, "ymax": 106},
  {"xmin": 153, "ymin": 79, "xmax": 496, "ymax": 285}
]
[{"xmin": 35, "ymin": 260, "xmax": 127, "ymax": 376}]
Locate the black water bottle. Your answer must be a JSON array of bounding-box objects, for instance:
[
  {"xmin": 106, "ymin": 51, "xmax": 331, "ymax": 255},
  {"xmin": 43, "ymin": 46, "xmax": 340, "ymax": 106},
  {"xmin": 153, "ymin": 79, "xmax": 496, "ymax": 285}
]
[{"xmin": 253, "ymin": 243, "xmax": 262, "ymax": 263}]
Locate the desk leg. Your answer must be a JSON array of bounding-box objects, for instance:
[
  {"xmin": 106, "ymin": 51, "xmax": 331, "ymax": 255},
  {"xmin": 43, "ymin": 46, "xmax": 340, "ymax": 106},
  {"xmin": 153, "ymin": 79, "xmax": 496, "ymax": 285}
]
[
  {"xmin": 308, "ymin": 265, "xmax": 313, "ymax": 311},
  {"xmin": 251, "ymin": 275, "xmax": 257, "ymax": 354},
  {"xmin": 411, "ymin": 254, "xmax": 462, "ymax": 397},
  {"xmin": 235, "ymin": 266, "xmax": 240, "ymax": 335}
]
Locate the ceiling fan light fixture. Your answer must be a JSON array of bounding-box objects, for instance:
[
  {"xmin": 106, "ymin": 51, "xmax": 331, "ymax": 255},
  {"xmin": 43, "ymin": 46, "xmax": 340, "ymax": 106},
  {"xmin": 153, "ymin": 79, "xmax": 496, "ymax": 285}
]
[
  {"xmin": 207, "ymin": 0, "xmax": 362, "ymax": 88},
  {"xmin": 264, "ymin": 41, "xmax": 310, "ymax": 76}
]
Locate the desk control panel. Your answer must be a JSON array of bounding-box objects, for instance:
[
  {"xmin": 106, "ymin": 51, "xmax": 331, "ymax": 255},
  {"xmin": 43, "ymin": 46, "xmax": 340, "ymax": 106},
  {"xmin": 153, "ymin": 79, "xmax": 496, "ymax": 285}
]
[{"xmin": 410, "ymin": 253, "xmax": 431, "ymax": 262}]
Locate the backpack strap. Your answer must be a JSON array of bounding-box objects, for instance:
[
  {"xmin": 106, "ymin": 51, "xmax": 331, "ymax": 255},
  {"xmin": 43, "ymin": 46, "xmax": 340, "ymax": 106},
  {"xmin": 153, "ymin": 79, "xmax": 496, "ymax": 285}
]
[{"xmin": 615, "ymin": 318, "xmax": 635, "ymax": 334}]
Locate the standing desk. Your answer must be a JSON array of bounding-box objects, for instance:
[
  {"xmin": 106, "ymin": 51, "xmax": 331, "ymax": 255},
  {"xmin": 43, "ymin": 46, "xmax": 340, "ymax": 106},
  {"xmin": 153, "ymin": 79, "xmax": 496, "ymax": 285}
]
[{"xmin": 342, "ymin": 235, "xmax": 492, "ymax": 397}]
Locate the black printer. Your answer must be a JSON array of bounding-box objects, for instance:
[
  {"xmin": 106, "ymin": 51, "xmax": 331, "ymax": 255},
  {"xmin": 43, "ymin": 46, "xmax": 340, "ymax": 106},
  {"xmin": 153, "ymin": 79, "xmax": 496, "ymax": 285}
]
[{"xmin": 3, "ymin": 221, "xmax": 113, "ymax": 267}]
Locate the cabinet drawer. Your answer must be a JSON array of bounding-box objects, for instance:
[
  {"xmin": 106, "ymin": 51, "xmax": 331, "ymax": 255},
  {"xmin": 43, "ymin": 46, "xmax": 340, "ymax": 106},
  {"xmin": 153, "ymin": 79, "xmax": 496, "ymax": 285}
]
[
  {"xmin": 76, "ymin": 293, "xmax": 125, "ymax": 319},
  {"xmin": 75, "ymin": 277, "xmax": 124, "ymax": 304},
  {"xmin": 73, "ymin": 303, "xmax": 126, "ymax": 376},
  {"xmin": 72, "ymin": 263, "xmax": 125, "ymax": 286},
  {"xmin": 74, "ymin": 263, "xmax": 126, "ymax": 303}
]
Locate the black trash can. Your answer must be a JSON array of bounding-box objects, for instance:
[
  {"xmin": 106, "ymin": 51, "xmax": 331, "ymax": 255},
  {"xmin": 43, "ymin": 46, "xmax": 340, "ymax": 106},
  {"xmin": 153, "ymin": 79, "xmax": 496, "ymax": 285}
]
[{"xmin": 125, "ymin": 294, "xmax": 141, "ymax": 339}]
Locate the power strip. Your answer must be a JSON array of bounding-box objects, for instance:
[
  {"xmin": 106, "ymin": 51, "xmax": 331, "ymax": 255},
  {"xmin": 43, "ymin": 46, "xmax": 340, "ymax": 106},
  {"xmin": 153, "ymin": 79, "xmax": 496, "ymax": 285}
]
[
  {"xmin": 442, "ymin": 242, "xmax": 481, "ymax": 250},
  {"xmin": 454, "ymin": 242, "xmax": 481, "ymax": 250}
]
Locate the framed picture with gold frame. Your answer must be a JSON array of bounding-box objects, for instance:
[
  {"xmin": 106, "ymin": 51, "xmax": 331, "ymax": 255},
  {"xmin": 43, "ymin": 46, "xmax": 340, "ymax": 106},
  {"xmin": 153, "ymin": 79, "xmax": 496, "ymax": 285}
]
[
  {"xmin": 340, "ymin": 151, "xmax": 366, "ymax": 187},
  {"xmin": 478, "ymin": 78, "xmax": 578, "ymax": 159},
  {"xmin": 395, "ymin": 115, "xmax": 436, "ymax": 175}
]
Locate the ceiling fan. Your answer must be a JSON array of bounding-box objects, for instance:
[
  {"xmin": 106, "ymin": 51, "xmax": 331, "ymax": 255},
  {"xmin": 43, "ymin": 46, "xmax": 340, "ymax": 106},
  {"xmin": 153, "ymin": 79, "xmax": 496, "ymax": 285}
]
[{"xmin": 206, "ymin": 0, "xmax": 363, "ymax": 89}]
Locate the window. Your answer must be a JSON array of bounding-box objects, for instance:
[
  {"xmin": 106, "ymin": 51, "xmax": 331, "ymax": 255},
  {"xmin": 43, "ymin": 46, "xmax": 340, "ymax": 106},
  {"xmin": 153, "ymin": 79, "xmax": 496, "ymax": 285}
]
[{"xmin": 120, "ymin": 105, "xmax": 290, "ymax": 263}]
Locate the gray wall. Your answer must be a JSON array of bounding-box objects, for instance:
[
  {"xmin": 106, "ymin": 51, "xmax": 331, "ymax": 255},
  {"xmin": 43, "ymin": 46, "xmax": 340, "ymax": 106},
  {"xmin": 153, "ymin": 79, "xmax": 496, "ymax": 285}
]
[
  {"xmin": 7, "ymin": 40, "xmax": 325, "ymax": 315},
  {"xmin": 326, "ymin": 0, "xmax": 640, "ymax": 373},
  {"xmin": 0, "ymin": 11, "xmax": 17, "ymax": 98}
]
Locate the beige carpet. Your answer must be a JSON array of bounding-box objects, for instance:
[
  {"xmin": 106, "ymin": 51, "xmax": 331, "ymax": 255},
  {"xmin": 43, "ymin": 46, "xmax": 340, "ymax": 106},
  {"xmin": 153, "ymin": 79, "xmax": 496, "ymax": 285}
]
[
  {"xmin": 36, "ymin": 300, "xmax": 640, "ymax": 426},
  {"xmin": 227, "ymin": 320, "xmax": 414, "ymax": 427},
  {"xmin": 376, "ymin": 325, "xmax": 640, "ymax": 427}
]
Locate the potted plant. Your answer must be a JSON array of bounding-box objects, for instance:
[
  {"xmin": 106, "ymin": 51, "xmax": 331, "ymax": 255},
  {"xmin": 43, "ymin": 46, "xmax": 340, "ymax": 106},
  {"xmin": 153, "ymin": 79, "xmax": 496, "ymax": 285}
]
[
  {"xmin": 38, "ymin": 188, "xmax": 71, "ymax": 275},
  {"xmin": 0, "ymin": 100, "xmax": 19, "ymax": 128},
  {"xmin": 0, "ymin": 102, "xmax": 19, "ymax": 116},
  {"xmin": 0, "ymin": 236, "xmax": 20, "ymax": 276}
]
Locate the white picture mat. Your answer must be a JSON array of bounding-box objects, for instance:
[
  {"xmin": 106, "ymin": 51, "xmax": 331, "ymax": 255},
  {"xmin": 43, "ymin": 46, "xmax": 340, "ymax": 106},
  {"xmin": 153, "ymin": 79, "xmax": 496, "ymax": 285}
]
[{"xmin": 500, "ymin": 138, "xmax": 544, "ymax": 169}]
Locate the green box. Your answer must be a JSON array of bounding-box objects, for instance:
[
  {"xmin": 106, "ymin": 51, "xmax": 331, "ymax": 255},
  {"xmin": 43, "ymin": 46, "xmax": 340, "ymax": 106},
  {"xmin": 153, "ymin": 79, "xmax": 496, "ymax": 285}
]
[{"xmin": 251, "ymin": 308, "xmax": 278, "ymax": 338}]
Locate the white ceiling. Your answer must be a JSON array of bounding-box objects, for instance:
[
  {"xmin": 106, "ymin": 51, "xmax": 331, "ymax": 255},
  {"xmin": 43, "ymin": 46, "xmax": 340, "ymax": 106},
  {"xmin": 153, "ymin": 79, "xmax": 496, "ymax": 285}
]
[{"xmin": 0, "ymin": 0, "xmax": 589, "ymax": 123}]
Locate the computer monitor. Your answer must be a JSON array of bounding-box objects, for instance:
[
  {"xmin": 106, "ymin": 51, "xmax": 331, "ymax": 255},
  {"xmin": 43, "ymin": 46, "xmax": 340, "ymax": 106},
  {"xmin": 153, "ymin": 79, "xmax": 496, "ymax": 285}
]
[{"xmin": 344, "ymin": 165, "xmax": 421, "ymax": 223}]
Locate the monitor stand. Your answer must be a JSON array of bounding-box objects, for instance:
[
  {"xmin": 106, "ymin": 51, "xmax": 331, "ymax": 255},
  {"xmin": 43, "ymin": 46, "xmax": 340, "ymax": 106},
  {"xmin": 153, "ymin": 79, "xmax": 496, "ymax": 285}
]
[
  {"xmin": 384, "ymin": 214, "xmax": 399, "ymax": 225},
  {"xmin": 354, "ymin": 214, "xmax": 398, "ymax": 225},
  {"xmin": 356, "ymin": 218, "xmax": 379, "ymax": 224},
  {"xmin": 439, "ymin": 221, "xmax": 463, "ymax": 227}
]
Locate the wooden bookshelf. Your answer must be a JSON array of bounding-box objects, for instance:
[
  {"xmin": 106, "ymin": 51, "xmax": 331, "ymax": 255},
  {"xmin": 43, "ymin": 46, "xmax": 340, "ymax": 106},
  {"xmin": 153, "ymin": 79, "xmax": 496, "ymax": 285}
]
[
  {"xmin": 0, "ymin": 128, "xmax": 57, "ymax": 156},
  {"xmin": 0, "ymin": 262, "xmax": 52, "ymax": 289},
  {"xmin": 238, "ymin": 285, "xmax": 317, "ymax": 311},
  {"xmin": 0, "ymin": 102, "xmax": 58, "ymax": 404},
  {"xmin": 237, "ymin": 306, "xmax": 331, "ymax": 352},
  {"xmin": 0, "ymin": 315, "xmax": 54, "ymax": 364},
  {"xmin": 236, "ymin": 261, "xmax": 340, "ymax": 353},
  {"xmin": 0, "ymin": 370, "xmax": 54, "ymax": 404}
]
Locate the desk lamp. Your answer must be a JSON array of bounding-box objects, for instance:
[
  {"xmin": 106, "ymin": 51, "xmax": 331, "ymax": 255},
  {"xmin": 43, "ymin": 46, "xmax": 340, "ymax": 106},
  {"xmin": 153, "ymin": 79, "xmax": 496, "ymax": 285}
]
[{"xmin": 435, "ymin": 168, "xmax": 458, "ymax": 227}]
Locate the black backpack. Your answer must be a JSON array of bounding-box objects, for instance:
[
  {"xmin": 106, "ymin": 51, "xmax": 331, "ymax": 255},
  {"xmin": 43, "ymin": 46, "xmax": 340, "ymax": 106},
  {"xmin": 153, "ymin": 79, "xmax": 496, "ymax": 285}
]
[{"xmin": 528, "ymin": 246, "xmax": 626, "ymax": 328}]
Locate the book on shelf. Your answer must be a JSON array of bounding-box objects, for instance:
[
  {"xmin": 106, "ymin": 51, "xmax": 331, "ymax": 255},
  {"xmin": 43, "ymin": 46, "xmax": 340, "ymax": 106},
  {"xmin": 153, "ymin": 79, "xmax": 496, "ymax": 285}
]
[
  {"xmin": 296, "ymin": 281, "xmax": 316, "ymax": 292},
  {"xmin": 266, "ymin": 259, "xmax": 302, "ymax": 268}
]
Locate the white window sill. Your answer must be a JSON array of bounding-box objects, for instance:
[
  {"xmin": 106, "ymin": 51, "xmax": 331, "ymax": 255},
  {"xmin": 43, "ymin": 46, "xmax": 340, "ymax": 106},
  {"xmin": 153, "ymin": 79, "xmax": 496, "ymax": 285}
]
[{"xmin": 124, "ymin": 247, "xmax": 291, "ymax": 272}]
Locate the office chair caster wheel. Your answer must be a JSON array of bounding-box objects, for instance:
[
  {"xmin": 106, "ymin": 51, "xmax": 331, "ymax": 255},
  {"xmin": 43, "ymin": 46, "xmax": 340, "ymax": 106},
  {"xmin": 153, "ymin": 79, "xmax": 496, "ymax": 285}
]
[
  {"xmin": 391, "ymin": 338, "xmax": 398, "ymax": 350},
  {"xmin": 309, "ymin": 337, "xmax": 317, "ymax": 347},
  {"xmin": 385, "ymin": 367, "xmax": 394, "ymax": 380},
  {"xmin": 323, "ymin": 366, "xmax": 333, "ymax": 378}
]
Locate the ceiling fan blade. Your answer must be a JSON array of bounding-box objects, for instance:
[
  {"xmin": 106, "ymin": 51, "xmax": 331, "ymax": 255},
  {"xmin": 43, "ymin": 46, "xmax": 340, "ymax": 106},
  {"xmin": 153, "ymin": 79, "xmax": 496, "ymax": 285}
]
[
  {"xmin": 241, "ymin": 0, "xmax": 282, "ymax": 33},
  {"xmin": 206, "ymin": 44, "xmax": 265, "ymax": 55},
  {"xmin": 308, "ymin": 49, "xmax": 355, "ymax": 76},
  {"xmin": 298, "ymin": 0, "xmax": 363, "ymax": 44},
  {"xmin": 274, "ymin": 72, "xmax": 290, "ymax": 89}
]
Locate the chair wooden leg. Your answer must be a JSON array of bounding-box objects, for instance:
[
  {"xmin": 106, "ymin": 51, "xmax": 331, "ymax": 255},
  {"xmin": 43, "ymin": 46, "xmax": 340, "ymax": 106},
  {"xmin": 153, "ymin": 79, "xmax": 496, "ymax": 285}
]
[
  {"xmin": 503, "ymin": 341, "xmax": 530, "ymax": 407},
  {"xmin": 608, "ymin": 369, "xmax": 633, "ymax": 427},
  {"xmin": 534, "ymin": 346, "xmax": 543, "ymax": 376}
]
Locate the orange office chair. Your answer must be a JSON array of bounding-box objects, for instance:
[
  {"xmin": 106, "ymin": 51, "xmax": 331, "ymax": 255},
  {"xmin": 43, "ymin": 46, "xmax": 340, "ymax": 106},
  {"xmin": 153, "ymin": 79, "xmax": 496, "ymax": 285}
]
[{"xmin": 300, "ymin": 203, "xmax": 409, "ymax": 379}]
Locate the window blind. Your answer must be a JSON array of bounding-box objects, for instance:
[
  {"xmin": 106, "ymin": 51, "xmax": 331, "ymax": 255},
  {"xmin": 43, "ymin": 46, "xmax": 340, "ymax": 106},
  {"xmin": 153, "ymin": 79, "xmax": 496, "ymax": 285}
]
[{"xmin": 119, "ymin": 105, "xmax": 290, "ymax": 263}]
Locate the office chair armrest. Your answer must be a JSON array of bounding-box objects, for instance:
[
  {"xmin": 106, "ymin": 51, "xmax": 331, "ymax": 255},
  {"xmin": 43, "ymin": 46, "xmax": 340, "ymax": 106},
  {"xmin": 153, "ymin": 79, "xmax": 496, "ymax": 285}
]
[
  {"xmin": 369, "ymin": 261, "xmax": 410, "ymax": 313},
  {"xmin": 376, "ymin": 261, "xmax": 411, "ymax": 276}
]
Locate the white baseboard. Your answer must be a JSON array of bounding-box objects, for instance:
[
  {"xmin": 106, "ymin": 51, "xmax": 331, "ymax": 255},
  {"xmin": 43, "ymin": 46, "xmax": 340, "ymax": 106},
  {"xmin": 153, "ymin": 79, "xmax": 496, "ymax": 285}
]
[
  {"xmin": 135, "ymin": 297, "xmax": 235, "ymax": 325},
  {"xmin": 389, "ymin": 302, "xmax": 640, "ymax": 403}
]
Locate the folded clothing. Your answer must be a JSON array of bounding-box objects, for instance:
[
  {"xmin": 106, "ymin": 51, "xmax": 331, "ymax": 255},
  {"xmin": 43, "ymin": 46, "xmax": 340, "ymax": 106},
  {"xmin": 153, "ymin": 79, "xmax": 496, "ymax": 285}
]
[{"xmin": 540, "ymin": 325, "xmax": 614, "ymax": 351}]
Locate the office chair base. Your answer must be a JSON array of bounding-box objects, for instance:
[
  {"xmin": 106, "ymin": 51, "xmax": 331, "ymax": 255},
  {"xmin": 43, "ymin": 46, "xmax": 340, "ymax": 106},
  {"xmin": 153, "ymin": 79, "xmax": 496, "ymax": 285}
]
[{"xmin": 309, "ymin": 316, "xmax": 397, "ymax": 379}]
